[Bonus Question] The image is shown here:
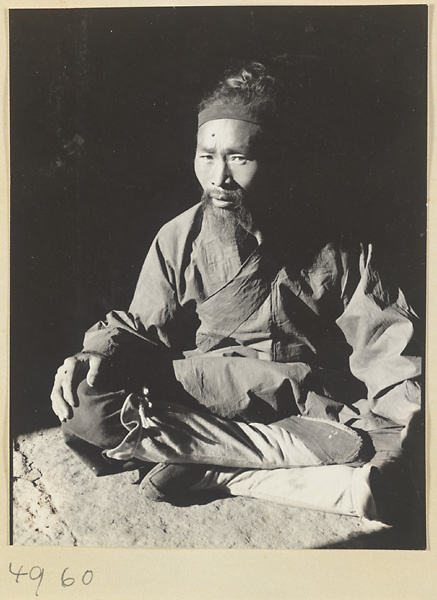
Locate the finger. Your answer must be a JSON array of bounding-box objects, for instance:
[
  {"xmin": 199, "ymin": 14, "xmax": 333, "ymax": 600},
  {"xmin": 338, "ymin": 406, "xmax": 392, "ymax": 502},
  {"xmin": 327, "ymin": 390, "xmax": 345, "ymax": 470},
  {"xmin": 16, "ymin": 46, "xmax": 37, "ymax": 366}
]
[
  {"xmin": 50, "ymin": 392, "xmax": 63, "ymax": 421},
  {"xmin": 87, "ymin": 355, "xmax": 104, "ymax": 387},
  {"xmin": 51, "ymin": 386, "xmax": 69, "ymax": 421},
  {"xmin": 62, "ymin": 357, "xmax": 79, "ymax": 407},
  {"xmin": 61, "ymin": 373, "xmax": 76, "ymax": 408},
  {"xmin": 61, "ymin": 379, "xmax": 77, "ymax": 408},
  {"xmin": 50, "ymin": 387, "xmax": 70, "ymax": 422}
]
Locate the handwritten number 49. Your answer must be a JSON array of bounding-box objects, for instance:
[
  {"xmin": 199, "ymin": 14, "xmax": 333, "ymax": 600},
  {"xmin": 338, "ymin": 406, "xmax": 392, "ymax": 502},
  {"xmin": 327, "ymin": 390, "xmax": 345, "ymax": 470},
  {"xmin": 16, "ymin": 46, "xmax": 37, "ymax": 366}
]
[
  {"xmin": 9, "ymin": 565, "xmax": 44, "ymax": 597},
  {"xmin": 9, "ymin": 564, "xmax": 93, "ymax": 597}
]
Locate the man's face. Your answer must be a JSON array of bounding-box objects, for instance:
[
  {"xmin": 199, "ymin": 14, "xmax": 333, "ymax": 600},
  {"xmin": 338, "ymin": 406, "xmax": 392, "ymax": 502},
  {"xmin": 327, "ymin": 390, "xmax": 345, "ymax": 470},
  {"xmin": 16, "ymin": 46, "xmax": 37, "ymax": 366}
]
[{"xmin": 194, "ymin": 119, "xmax": 266, "ymax": 210}]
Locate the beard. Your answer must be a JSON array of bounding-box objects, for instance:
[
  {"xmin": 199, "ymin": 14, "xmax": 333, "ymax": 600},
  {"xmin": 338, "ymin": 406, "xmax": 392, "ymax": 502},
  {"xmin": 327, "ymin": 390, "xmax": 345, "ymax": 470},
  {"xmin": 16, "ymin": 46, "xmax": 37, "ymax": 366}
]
[{"xmin": 200, "ymin": 188, "xmax": 254, "ymax": 246}]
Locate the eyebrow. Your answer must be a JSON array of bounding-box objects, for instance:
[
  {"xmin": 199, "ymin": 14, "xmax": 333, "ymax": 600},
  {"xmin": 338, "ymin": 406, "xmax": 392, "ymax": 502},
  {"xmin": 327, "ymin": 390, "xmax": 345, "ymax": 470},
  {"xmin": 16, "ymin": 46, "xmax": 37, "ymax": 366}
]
[
  {"xmin": 196, "ymin": 144, "xmax": 216, "ymax": 153},
  {"xmin": 196, "ymin": 143, "xmax": 252, "ymax": 154}
]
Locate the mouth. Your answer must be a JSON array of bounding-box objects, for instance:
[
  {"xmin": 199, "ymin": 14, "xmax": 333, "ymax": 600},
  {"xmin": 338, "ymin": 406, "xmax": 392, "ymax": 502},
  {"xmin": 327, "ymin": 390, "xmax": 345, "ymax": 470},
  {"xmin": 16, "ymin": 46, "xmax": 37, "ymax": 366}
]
[
  {"xmin": 209, "ymin": 190, "xmax": 240, "ymax": 209},
  {"xmin": 211, "ymin": 197, "xmax": 235, "ymax": 209}
]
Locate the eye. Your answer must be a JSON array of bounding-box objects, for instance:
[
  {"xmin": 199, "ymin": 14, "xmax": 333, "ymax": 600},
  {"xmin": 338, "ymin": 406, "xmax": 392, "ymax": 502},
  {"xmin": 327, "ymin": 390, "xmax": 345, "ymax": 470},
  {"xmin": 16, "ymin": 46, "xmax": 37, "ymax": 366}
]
[
  {"xmin": 198, "ymin": 154, "xmax": 213, "ymax": 162},
  {"xmin": 230, "ymin": 155, "xmax": 249, "ymax": 164}
]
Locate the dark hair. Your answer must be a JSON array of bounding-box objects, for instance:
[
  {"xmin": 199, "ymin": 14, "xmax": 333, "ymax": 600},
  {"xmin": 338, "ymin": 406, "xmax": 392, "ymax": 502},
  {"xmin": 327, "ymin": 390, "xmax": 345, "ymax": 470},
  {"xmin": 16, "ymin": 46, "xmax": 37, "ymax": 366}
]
[{"xmin": 198, "ymin": 62, "xmax": 283, "ymax": 125}]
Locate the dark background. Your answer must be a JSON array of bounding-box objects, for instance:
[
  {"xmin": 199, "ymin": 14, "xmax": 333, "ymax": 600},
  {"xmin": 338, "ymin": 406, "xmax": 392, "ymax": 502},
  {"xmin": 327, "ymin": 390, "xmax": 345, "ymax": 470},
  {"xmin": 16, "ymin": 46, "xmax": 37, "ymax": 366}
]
[{"xmin": 10, "ymin": 5, "xmax": 427, "ymax": 435}]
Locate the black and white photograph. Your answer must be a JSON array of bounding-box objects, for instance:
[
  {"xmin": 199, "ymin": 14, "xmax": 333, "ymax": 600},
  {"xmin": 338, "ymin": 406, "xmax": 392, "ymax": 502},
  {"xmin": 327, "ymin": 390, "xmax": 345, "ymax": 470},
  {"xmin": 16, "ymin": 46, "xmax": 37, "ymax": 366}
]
[{"xmin": 9, "ymin": 3, "xmax": 427, "ymax": 554}]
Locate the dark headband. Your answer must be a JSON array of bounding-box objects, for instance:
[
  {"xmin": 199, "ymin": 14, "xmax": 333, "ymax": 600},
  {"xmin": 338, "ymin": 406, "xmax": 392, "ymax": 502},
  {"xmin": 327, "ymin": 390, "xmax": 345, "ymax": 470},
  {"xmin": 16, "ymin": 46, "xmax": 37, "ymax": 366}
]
[{"xmin": 198, "ymin": 105, "xmax": 266, "ymax": 129}]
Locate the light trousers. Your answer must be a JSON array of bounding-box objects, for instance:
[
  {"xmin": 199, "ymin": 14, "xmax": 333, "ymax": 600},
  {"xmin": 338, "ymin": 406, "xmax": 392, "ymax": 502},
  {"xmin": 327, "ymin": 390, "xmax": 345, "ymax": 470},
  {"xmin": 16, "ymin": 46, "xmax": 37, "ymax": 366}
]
[{"xmin": 198, "ymin": 463, "xmax": 377, "ymax": 519}]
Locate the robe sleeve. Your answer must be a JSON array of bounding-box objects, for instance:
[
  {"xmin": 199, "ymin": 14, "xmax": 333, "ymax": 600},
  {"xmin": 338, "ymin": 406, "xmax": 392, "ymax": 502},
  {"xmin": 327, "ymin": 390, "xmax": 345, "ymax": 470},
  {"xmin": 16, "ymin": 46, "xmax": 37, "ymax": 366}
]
[
  {"xmin": 336, "ymin": 244, "xmax": 422, "ymax": 426},
  {"xmin": 82, "ymin": 231, "xmax": 197, "ymax": 360}
]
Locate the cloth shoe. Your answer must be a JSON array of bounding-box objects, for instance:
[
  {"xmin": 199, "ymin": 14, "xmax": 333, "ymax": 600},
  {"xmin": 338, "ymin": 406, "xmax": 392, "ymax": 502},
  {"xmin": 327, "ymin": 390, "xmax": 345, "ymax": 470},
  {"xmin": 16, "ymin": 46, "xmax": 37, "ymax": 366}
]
[{"xmin": 139, "ymin": 463, "xmax": 212, "ymax": 505}]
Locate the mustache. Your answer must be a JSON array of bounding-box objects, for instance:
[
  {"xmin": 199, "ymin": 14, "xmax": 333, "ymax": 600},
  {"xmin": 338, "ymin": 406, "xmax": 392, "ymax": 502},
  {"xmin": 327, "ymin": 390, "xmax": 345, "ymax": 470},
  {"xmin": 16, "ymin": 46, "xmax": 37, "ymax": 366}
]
[{"xmin": 203, "ymin": 187, "xmax": 244, "ymax": 207}]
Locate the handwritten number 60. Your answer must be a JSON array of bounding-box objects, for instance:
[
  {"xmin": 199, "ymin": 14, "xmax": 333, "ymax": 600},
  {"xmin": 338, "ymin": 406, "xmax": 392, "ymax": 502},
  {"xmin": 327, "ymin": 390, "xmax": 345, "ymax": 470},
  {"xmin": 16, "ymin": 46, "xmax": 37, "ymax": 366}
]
[{"xmin": 61, "ymin": 568, "xmax": 93, "ymax": 587}]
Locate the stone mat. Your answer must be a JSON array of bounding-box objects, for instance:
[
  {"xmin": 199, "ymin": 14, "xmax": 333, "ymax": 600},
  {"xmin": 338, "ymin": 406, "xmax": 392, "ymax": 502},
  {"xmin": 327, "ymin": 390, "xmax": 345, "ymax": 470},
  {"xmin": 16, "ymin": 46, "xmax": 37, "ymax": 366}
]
[{"xmin": 11, "ymin": 427, "xmax": 419, "ymax": 549}]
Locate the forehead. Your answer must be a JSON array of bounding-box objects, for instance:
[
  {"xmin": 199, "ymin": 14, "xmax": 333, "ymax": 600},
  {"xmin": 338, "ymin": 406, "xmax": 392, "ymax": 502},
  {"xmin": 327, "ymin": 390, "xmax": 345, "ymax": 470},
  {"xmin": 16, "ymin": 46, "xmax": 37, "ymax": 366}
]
[{"xmin": 196, "ymin": 119, "xmax": 263, "ymax": 150}]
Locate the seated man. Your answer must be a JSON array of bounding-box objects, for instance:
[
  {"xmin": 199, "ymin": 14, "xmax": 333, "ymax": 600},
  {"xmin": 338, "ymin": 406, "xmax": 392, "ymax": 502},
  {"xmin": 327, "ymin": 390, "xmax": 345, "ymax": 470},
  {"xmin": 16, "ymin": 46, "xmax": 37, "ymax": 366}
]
[{"xmin": 51, "ymin": 62, "xmax": 423, "ymax": 524}]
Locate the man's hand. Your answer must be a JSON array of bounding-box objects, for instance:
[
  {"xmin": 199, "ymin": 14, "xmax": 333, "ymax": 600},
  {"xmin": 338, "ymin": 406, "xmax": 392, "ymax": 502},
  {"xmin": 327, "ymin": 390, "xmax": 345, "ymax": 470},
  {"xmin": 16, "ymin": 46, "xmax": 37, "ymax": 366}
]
[{"xmin": 50, "ymin": 352, "xmax": 107, "ymax": 422}]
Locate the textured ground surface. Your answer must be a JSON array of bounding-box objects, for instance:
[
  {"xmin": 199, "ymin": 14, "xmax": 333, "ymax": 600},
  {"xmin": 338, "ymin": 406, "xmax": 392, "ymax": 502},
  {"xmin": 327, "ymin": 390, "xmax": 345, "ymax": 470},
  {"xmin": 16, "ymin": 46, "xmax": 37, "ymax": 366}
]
[{"xmin": 11, "ymin": 427, "xmax": 421, "ymax": 549}]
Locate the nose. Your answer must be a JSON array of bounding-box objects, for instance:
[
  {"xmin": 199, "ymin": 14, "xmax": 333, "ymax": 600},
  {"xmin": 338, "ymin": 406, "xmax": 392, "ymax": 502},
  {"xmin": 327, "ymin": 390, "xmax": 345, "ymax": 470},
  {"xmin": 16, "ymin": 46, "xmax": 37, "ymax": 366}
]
[{"xmin": 211, "ymin": 158, "xmax": 232, "ymax": 188}]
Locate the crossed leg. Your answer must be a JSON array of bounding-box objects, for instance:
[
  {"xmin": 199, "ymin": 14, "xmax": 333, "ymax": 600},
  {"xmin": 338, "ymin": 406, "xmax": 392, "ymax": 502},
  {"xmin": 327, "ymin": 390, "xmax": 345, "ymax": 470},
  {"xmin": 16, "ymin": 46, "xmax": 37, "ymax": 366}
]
[{"xmin": 60, "ymin": 356, "xmax": 416, "ymax": 523}]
